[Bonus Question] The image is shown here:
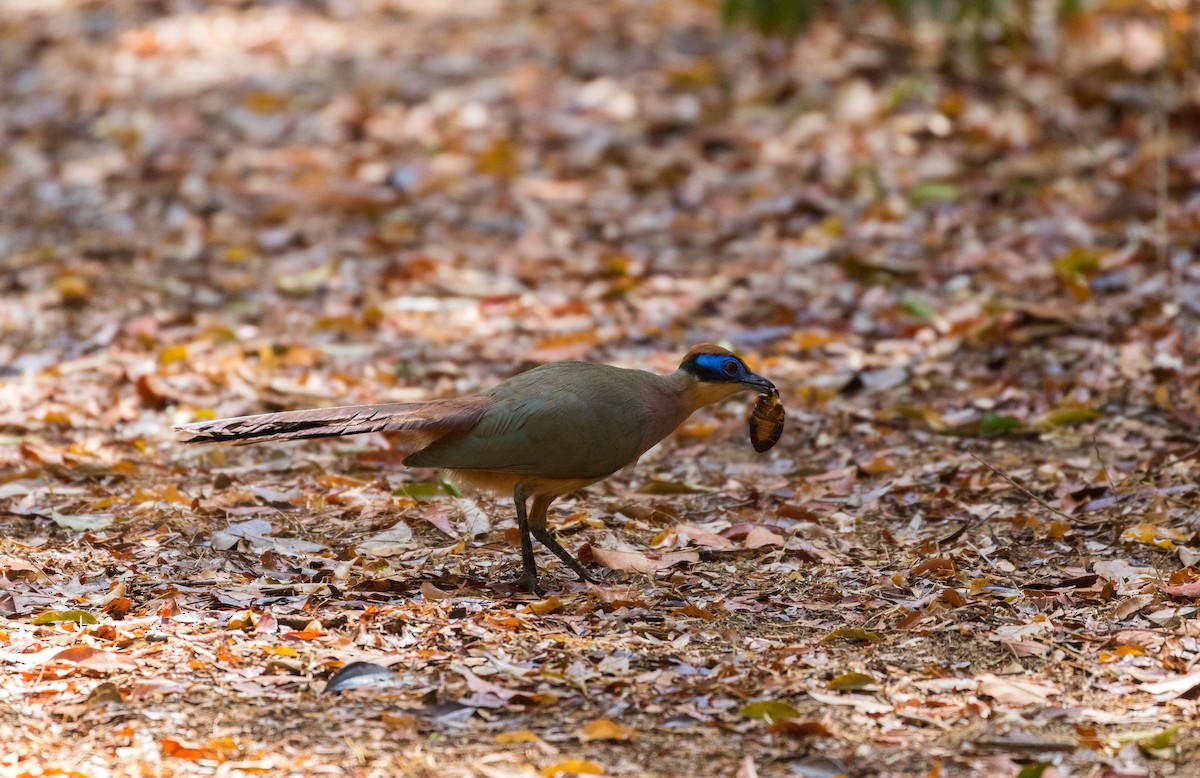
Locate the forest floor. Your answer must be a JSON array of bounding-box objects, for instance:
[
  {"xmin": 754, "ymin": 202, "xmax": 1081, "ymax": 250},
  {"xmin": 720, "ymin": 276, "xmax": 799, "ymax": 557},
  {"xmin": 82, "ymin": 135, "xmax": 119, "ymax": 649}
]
[{"xmin": 1, "ymin": 1, "xmax": 1199, "ymax": 776}]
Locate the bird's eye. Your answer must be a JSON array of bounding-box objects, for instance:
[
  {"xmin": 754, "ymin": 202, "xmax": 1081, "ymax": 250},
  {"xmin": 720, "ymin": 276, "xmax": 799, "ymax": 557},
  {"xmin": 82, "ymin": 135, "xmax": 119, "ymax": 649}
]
[{"xmin": 722, "ymin": 359, "xmax": 740, "ymax": 376}]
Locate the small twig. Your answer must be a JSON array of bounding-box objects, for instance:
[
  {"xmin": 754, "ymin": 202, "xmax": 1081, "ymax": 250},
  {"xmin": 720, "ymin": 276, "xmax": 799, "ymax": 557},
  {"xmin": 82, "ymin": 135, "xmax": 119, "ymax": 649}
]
[
  {"xmin": 1091, "ymin": 436, "xmax": 1125, "ymax": 542},
  {"xmin": 896, "ymin": 712, "xmax": 952, "ymax": 731},
  {"xmin": 1155, "ymin": 3, "xmax": 1171, "ymax": 268},
  {"xmin": 967, "ymin": 449, "xmax": 1075, "ymax": 523},
  {"xmin": 1157, "ymin": 444, "xmax": 1200, "ymax": 471},
  {"xmin": 1092, "ymin": 436, "xmax": 1118, "ymax": 493}
]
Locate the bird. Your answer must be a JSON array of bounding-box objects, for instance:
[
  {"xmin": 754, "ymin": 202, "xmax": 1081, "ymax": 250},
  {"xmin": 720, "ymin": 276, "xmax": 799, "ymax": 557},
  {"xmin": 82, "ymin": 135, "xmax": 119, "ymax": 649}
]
[{"xmin": 176, "ymin": 344, "xmax": 779, "ymax": 594}]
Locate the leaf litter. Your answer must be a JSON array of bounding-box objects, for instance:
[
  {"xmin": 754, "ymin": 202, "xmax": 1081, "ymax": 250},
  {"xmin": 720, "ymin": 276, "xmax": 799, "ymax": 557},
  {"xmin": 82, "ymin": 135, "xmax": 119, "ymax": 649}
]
[{"xmin": 0, "ymin": 0, "xmax": 1199, "ymax": 776}]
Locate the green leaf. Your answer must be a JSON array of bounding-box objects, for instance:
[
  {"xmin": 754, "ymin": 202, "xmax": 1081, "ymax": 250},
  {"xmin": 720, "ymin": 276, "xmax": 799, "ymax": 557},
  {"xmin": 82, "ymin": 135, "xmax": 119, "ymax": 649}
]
[
  {"xmin": 49, "ymin": 511, "xmax": 114, "ymax": 532},
  {"xmin": 392, "ymin": 482, "xmax": 444, "ymax": 501},
  {"xmin": 827, "ymin": 672, "xmax": 879, "ymax": 691},
  {"xmin": 1037, "ymin": 407, "xmax": 1099, "ymax": 429},
  {"xmin": 900, "ymin": 294, "xmax": 937, "ymax": 323},
  {"xmin": 275, "ymin": 263, "xmax": 333, "ymax": 296},
  {"xmin": 1131, "ymin": 727, "xmax": 1178, "ymax": 759},
  {"xmin": 32, "ymin": 609, "xmax": 97, "ymax": 625},
  {"xmin": 739, "ymin": 700, "xmax": 800, "ymax": 723},
  {"xmin": 821, "ymin": 627, "xmax": 882, "ymax": 643},
  {"xmin": 637, "ymin": 479, "xmax": 703, "ymax": 495},
  {"xmin": 1016, "ymin": 764, "xmax": 1050, "ymax": 778},
  {"xmin": 438, "ymin": 472, "xmax": 465, "ymax": 499},
  {"xmin": 910, "ymin": 182, "xmax": 962, "ymax": 207},
  {"xmin": 979, "ymin": 412, "xmax": 1023, "ymax": 436},
  {"xmin": 1052, "ymin": 246, "xmax": 1102, "ymax": 279},
  {"xmin": 721, "ymin": 0, "xmax": 816, "ymax": 40}
]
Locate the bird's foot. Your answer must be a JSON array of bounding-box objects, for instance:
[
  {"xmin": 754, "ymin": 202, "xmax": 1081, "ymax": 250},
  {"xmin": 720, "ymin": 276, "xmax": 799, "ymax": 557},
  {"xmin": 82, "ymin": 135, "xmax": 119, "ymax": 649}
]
[
  {"xmin": 518, "ymin": 574, "xmax": 547, "ymax": 597},
  {"xmin": 576, "ymin": 566, "xmax": 614, "ymax": 586}
]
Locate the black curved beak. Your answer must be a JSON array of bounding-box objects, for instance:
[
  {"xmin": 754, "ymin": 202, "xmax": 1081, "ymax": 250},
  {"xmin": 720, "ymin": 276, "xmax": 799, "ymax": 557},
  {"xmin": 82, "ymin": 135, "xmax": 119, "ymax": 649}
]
[{"xmin": 742, "ymin": 373, "xmax": 776, "ymax": 394}]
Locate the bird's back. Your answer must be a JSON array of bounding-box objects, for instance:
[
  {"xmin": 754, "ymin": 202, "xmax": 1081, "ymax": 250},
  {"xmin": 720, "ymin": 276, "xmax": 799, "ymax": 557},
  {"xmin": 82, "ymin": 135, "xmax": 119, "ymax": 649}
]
[{"xmin": 404, "ymin": 362, "xmax": 682, "ymax": 480}]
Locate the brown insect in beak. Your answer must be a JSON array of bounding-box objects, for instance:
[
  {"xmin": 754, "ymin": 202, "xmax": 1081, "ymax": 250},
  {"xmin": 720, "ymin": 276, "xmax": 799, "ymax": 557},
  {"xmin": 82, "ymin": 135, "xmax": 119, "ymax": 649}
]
[{"xmin": 749, "ymin": 389, "xmax": 785, "ymax": 452}]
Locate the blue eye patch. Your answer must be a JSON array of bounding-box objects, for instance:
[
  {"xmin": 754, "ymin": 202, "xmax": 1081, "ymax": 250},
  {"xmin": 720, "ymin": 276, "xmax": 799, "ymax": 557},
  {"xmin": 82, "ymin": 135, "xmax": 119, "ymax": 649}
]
[{"xmin": 695, "ymin": 354, "xmax": 743, "ymax": 379}]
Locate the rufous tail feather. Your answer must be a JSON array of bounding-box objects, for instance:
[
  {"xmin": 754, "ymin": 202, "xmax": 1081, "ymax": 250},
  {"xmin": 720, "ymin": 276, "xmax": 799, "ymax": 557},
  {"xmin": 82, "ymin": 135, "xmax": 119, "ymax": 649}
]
[{"xmin": 175, "ymin": 397, "xmax": 490, "ymax": 446}]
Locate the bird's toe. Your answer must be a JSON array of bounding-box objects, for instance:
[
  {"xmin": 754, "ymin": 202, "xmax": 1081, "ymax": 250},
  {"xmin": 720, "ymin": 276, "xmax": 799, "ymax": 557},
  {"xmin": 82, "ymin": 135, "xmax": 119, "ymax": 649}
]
[
  {"xmin": 578, "ymin": 566, "xmax": 612, "ymax": 585},
  {"xmin": 518, "ymin": 575, "xmax": 547, "ymax": 597}
]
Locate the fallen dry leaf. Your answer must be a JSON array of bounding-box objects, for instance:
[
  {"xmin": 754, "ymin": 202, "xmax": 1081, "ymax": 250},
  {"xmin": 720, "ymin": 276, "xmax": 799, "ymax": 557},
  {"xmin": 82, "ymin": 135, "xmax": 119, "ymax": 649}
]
[
  {"xmin": 577, "ymin": 719, "xmax": 636, "ymax": 743},
  {"xmin": 743, "ymin": 526, "xmax": 785, "ymax": 549},
  {"xmin": 540, "ymin": 759, "xmax": 604, "ymax": 777},
  {"xmin": 49, "ymin": 647, "xmax": 138, "ymax": 672},
  {"xmin": 1138, "ymin": 668, "xmax": 1200, "ymax": 698},
  {"xmin": 585, "ymin": 547, "xmax": 698, "ymax": 574},
  {"xmin": 977, "ymin": 674, "xmax": 1060, "ymax": 706}
]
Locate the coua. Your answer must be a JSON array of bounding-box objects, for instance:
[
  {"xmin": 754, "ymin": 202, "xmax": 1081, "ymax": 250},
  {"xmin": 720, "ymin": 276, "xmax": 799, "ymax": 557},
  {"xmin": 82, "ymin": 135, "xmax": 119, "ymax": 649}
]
[{"xmin": 177, "ymin": 345, "xmax": 780, "ymax": 593}]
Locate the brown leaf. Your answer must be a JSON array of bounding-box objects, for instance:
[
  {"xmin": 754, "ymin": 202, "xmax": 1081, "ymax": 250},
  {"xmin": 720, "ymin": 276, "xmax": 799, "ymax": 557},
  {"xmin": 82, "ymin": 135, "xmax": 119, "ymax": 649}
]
[
  {"xmin": 805, "ymin": 690, "xmax": 891, "ymax": 713},
  {"xmin": 1138, "ymin": 667, "xmax": 1200, "ymax": 698},
  {"xmin": 977, "ymin": 673, "xmax": 1059, "ymax": 705},
  {"xmin": 254, "ymin": 609, "xmax": 279, "ymax": 634},
  {"xmin": 381, "ymin": 712, "xmax": 420, "ymax": 731},
  {"xmin": 743, "ymin": 526, "xmax": 785, "ymax": 549},
  {"xmin": 666, "ymin": 523, "xmax": 735, "ymax": 549},
  {"xmin": 1160, "ymin": 580, "xmax": 1200, "ymax": 598},
  {"xmin": 49, "ymin": 646, "xmax": 138, "ymax": 672},
  {"xmin": 586, "ymin": 546, "xmax": 697, "ymax": 574},
  {"xmin": 909, "ymin": 558, "xmax": 957, "ymax": 577},
  {"xmin": 769, "ymin": 719, "xmax": 836, "ymax": 739},
  {"xmin": 420, "ymin": 582, "xmax": 456, "ymax": 601},
  {"xmin": 86, "ymin": 682, "xmax": 125, "ymax": 708},
  {"xmin": 670, "ymin": 604, "xmax": 715, "ymax": 620},
  {"xmin": 458, "ymin": 667, "xmax": 519, "ymax": 701}
]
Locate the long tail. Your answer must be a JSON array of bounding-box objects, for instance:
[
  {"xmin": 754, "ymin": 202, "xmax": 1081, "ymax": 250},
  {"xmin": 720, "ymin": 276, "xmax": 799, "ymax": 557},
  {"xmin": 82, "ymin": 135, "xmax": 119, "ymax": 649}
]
[{"xmin": 175, "ymin": 397, "xmax": 491, "ymax": 446}]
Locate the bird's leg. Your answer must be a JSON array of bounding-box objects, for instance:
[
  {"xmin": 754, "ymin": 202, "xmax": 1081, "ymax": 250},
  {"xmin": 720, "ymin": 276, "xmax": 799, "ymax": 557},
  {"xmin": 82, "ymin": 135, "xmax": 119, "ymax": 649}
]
[
  {"xmin": 513, "ymin": 483, "xmax": 543, "ymax": 595},
  {"xmin": 529, "ymin": 495, "xmax": 605, "ymax": 585}
]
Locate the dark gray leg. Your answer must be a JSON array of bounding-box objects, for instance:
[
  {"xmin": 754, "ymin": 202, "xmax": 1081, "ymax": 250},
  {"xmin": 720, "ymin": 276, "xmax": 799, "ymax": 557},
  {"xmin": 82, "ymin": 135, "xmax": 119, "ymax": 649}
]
[
  {"xmin": 513, "ymin": 483, "xmax": 543, "ymax": 595},
  {"xmin": 529, "ymin": 495, "xmax": 605, "ymax": 585}
]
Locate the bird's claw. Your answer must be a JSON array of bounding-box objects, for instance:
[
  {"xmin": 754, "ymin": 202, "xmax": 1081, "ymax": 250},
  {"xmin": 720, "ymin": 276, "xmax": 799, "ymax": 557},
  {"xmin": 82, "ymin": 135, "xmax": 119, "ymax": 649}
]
[
  {"xmin": 578, "ymin": 566, "xmax": 612, "ymax": 586},
  {"xmin": 519, "ymin": 575, "xmax": 547, "ymax": 597}
]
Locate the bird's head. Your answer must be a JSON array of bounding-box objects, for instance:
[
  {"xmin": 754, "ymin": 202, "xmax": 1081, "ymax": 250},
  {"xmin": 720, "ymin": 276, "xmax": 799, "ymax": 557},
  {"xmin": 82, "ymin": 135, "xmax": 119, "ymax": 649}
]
[{"xmin": 676, "ymin": 344, "xmax": 776, "ymax": 411}]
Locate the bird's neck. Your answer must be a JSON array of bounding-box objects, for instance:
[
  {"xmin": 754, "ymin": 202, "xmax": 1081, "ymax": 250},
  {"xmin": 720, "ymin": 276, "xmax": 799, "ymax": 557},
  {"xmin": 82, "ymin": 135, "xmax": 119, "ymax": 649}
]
[{"xmin": 668, "ymin": 370, "xmax": 751, "ymax": 415}]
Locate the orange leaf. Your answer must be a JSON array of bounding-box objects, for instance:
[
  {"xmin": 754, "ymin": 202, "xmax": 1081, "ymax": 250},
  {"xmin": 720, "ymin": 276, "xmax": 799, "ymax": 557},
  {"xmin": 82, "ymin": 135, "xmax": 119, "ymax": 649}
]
[
  {"xmin": 577, "ymin": 719, "xmax": 635, "ymax": 743},
  {"xmin": 909, "ymin": 558, "xmax": 957, "ymax": 577},
  {"xmin": 540, "ymin": 759, "xmax": 604, "ymax": 777},
  {"xmin": 158, "ymin": 345, "xmax": 188, "ymax": 365},
  {"xmin": 161, "ymin": 738, "xmax": 211, "ymax": 762},
  {"xmin": 527, "ymin": 596, "xmax": 564, "ymax": 615},
  {"xmin": 670, "ymin": 604, "xmax": 715, "ymax": 620},
  {"xmin": 381, "ymin": 712, "xmax": 419, "ymax": 731},
  {"xmin": 1046, "ymin": 520, "xmax": 1070, "ymax": 539},
  {"xmin": 939, "ymin": 589, "xmax": 967, "ymax": 607},
  {"xmin": 858, "ymin": 456, "xmax": 896, "ymax": 475},
  {"xmin": 476, "ymin": 138, "xmax": 519, "ymax": 179},
  {"xmin": 104, "ymin": 597, "xmax": 132, "ymax": 618},
  {"xmin": 282, "ymin": 629, "xmax": 324, "ymax": 641}
]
